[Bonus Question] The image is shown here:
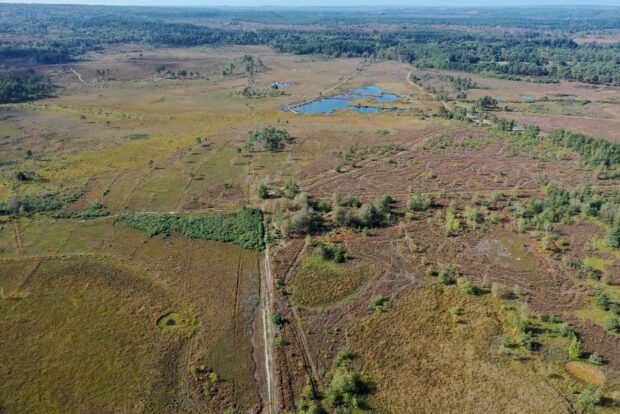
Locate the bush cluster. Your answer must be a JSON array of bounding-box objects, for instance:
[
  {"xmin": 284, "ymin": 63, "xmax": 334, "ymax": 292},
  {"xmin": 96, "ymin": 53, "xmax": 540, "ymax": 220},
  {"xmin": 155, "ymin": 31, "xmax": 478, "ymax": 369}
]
[{"xmin": 122, "ymin": 208, "xmax": 264, "ymax": 250}]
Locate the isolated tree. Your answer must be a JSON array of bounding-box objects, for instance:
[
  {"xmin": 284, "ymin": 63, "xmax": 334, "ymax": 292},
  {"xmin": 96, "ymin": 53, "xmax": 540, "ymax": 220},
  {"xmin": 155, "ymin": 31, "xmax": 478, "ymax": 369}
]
[
  {"xmin": 247, "ymin": 127, "xmax": 291, "ymax": 152},
  {"xmin": 568, "ymin": 335, "xmax": 584, "ymax": 359},
  {"xmin": 475, "ymin": 95, "xmax": 498, "ymax": 111}
]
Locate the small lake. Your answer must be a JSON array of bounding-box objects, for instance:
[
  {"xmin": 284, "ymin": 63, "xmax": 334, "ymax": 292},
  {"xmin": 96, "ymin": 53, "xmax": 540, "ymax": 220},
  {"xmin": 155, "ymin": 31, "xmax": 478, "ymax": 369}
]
[
  {"xmin": 520, "ymin": 95, "xmax": 535, "ymax": 101},
  {"xmin": 287, "ymin": 85, "xmax": 400, "ymax": 114}
]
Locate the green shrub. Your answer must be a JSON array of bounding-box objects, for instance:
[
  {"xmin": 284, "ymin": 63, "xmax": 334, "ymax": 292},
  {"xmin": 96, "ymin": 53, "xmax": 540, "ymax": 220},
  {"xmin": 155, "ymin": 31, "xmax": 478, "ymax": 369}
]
[
  {"xmin": 491, "ymin": 282, "xmax": 503, "ymax": 298},
  {"xmin": 458, "ymin": 279, "xmax": 481, "ymax": 295},
  {"xmin": 437, "ymin": 271, "xmax": 453, "ymax": 285},
  {"xmin": 595, "ymin": 289, "xmax": 610, "ymax": 311},
  {"xmin": 449, "ymin": 306, "xmax": 462, "ymax": 324},
  {"xmin": 568, "ymin": 334, "xmax": 584, "ymax": 359},
  {"xmin": 313, "ymin": 241, "xmax": 348, "ymax": 263},
  {"xmin": 369, "ymin": 294, "xmax": 388, "ymax": 312},
  {"xmin": 271, "ymin": 312, "xmax": 284, "ymax": 326},
  {"xmin": 0, "ymin": 191, "xmax": 82, "ymax": 216},
  {"xmin": 605, "ymin": 226, "xmax": 620, "ymax": 249},
  {"xmin": 122, "ymin": 208, "xmax": 264, "ymax": 250},
  {"xmin": 604, "ymin": 316, "xmax": 620, "ymax": 333},
  {"xmin": 577, "ymin": 385, "xmax": 601, "ymax": 412},
  {"xmin": 126, "ymin": 133, "xmax": 149, "ymax": 140},
  {"xmin": 407, "ymin": 192, "xmax": 435, "ymax": 212},
  {"xmin": 257, "ymin": 183, "xmax": 269, "ymax": 199},
  {"xmin": 247, "ymin": 127, "xmax": 291, "ymax": 152},
  {"xmin": 588, "ymin": 352, "xmax": 603, "ymax": 365}
]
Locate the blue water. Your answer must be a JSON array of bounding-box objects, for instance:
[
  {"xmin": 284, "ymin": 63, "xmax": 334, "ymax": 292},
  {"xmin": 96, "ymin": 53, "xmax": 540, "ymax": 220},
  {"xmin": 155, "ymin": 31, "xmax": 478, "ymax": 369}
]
[
  {"xmin": 520, "ymin": 95, "xmax": 535, "ymax": 101},
  {"xmin": 272, "ymin": 81, "xmax": 294, "ymax": 88},
  {"xmin": 376, "ymin": 93, "xmax": 399, "ymax": 103},
  {"xmin": 293, "ymin": 98, "xmax": 379, "ymax": 114},
  {"xmin": 352, "ymin": 85, "xmax": 382, "ymax": 96},
  {"xmin": 290, "ymin": 85, "xmax": 399, "ymax": 114},
  {"xmin": 495, "ymin": 96, "xmax": 505, "ymax": 102}
]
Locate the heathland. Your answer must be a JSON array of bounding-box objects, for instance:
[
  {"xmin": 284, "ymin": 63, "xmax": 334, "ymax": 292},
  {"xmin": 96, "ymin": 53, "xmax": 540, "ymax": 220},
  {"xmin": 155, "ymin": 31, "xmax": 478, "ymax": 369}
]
[{"xmin": 1, "ymin": 4, "xmax": 620, "ymax": 413}]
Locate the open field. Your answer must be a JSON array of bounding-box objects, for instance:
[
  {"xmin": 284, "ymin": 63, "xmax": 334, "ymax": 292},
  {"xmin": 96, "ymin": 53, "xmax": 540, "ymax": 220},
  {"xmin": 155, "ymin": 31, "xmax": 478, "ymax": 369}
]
[
  {"xmin": 2, "ymin": 8, "xmax": 620, "ymax": 411},
  {"xmin": 0, "ymin": 216, "xmax": 260, "ymax": 413}
]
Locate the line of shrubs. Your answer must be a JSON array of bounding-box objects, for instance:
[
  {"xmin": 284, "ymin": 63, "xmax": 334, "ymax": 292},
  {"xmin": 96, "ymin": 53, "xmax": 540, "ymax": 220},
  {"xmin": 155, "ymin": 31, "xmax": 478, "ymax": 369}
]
[{"xmin": 122, "ymin": 208, "xmax": 265, "ymax": 250}]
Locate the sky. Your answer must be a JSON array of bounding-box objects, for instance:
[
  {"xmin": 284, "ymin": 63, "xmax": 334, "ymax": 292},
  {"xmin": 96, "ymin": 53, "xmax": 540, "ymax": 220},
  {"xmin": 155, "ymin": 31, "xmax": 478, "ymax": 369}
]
[{"xmin": 1, "ymin": 0, "xmax": 619, "ymax": 6}]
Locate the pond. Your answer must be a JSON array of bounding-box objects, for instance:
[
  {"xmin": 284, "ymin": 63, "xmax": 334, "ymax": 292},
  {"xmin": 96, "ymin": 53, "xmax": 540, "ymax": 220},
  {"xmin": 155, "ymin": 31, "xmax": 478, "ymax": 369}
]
[
  {"xmin": 520, "ymin": 95, "xmax": 535, "ymax": 101},
  {"xmin": 156, "ymin": 312, "xmax": 181, "ymax": 330},
  {"xmin": 272, "ymin": 81, "xmax": 294, "ymax": 88},
  {"xmin": 287, "ymin": 85, "xmax": 400, "ymax": 114}
]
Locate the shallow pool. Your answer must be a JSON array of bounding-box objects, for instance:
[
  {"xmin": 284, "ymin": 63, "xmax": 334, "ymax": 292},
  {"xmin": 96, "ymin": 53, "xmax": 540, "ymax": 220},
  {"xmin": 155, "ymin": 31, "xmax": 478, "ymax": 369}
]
[{"xmin": 288, "ymin": 85, "xmax": 399, "ymax": 114}]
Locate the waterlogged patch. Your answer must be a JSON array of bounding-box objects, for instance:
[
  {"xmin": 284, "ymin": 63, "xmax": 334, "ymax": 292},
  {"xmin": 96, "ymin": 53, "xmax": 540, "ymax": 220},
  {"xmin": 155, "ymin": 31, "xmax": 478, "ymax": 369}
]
[
  {"xmin": 473, "ymin": 233, "xmax": 538, "ymax": 272},
  {"xmin": 156, "ymin": 312, "xmax": 183, "ymax": 330}
]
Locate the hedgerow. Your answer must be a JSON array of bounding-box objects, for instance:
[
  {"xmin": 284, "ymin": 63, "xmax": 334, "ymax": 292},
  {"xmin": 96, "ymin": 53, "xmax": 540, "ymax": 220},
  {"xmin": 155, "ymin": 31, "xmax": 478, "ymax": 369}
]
[
  {"xmin": 122, "ymin": 208, "xmax": 264, "ymax": 250},
  {"xmin": 0, "ymin": 192, "xmax": 82, "ymax": 216}
]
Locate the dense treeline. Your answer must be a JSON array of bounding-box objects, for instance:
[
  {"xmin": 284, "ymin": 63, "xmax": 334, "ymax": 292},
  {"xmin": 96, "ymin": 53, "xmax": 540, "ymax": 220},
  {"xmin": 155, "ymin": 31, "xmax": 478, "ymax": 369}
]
[
  {"xmin": 122, "ymin": 208, "xmax": 265, "ymax": 250},
  {"xmin": 547, "ymin": 129, "xmax": 620, "ymax": 167},
  {"xmin": 0, "ymin": 74, "xmax": 53, "ymax": 103},
  {"xmin": 1, "ymin": 4, "xmax": 620, "ymax": 85},
  {"xmin": 271, "ymin": 30, "xmax": 620, "ymax": 85}
]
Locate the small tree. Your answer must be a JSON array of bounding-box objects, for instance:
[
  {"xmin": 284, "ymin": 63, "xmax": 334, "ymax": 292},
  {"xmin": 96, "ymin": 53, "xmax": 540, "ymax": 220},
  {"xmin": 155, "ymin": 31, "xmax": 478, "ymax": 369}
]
[
  {"xmin": 604, "ymin": 316, "xmax": 620, "ymax": 333},
  {"xmin": 458, "ymin": 279, "xmax": 481, "ymax": 295},
  {"xmin": 568, "ymin": 334, "xmax": 584, "ymax": 359},
  {"xmin": 604, "ymin": 226, "xmax": 620, "ymax": 249},
  {"xmin": 247, "ymin": 127, "xmax": 291, "ymax": 152},
  {"xmin": 271, "ymin": 312, "xmax": 284, "ymax": 326},
  {"xmin": 595, "ymin": 289, "xmax": 610, "ymax": 311},
  {"xmin": 475, "ymin": 96, "xmax": 498, "ymax": 111},
  {"xmin": 491, "ymin": 282, "xmax": 503, "ymax": 298},
  {"xmin": 285, "ymin": 179, "xmax": 300, "ymax": 199},
  {"xmin": 257, "ymin": 183, "xmax": 268, "ymax": 199},
  {"xmin": 407, "ymin": 192, "xmax": 435, "ymax": 212}
]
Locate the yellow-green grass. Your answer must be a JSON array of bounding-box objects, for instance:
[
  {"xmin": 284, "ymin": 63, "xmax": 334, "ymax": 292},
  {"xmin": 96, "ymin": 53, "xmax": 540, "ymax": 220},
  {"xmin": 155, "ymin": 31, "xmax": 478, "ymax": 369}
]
[
  {"xmin": 349, "ymin": 286, "xmax": 573, "ymax": 413},
  {"xmin": 583, "ymin": 256, "xmax": 612, "ymax": 272},
  {"xmin": 128, "ymin": 232, "xmax": 261, "ymax": 408},
  {"xmin": 576, "ymin": 305, "xmax": 620, "ymax": 338},
  {"xmin": 565, "ymin": 361, "xmax": 605, "ymax": 386},
  {"xmin": 289, "ymin": 256, "xmax": 374, "ymax": 308},
  {"xmin": 0, "ymin": 256, "xmax": 193, "ymax": 413},
  {"xmin": 0, "ymin": 215, "xmax": 262, "ymax": 410},
  {"xmin": 17, "ymin": 217, "xmax": 78, "ymax": 256},
  {"xmin": 591, "ymin": 237, "xmax": 620, "ymax": 259}
]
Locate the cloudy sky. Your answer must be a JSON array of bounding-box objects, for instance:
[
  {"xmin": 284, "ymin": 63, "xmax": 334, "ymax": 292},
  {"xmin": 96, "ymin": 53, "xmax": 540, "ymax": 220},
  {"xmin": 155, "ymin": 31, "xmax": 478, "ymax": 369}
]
[{"xmin": 1, "ymin": 0, "xmax": 619, "ymax": 6}]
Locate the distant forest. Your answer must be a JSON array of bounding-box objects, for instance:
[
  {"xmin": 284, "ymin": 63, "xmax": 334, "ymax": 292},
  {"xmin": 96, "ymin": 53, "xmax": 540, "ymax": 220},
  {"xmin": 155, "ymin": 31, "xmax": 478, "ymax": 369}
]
[{"xmin": 1, "ymin": 4, "xmax": 620, "ymax": 84}]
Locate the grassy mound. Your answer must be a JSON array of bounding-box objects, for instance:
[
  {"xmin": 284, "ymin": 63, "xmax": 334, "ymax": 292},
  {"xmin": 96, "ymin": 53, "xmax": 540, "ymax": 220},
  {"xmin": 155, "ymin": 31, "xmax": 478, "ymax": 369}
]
[
  {"xmin": 0, "ymin": 256, "xmax": 191, "ymax": 413},
  {"xmin": 122, "ymin": 208, "xmax": 264, "ymax": 250},
  {"xmin": 289, "ymin": 256, "xmax": 374, "ymax": 308}
]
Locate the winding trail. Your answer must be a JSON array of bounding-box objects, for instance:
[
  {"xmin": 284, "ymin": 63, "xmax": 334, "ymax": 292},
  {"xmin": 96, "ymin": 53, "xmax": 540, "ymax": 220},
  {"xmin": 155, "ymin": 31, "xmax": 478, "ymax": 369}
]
[
  {"xmin": 70, "ymin": 68, "xmax": 86, "ymax": 83},
  {"xmin": 407, "ymin": 70, "xmax": 450, "ymax": 111}
]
